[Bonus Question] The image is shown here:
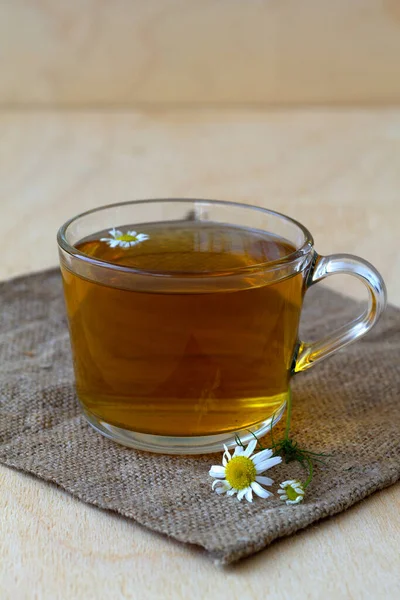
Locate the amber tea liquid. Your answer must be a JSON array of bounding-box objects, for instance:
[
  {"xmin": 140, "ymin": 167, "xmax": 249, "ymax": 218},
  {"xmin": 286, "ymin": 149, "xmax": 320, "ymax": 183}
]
[{"xmin": 61, "ymin": 222, "xmax": 304, "ymax": 436}]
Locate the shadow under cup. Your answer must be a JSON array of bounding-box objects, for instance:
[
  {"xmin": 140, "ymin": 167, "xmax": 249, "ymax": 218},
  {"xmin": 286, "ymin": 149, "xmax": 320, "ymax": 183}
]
[{"xmin": 57, "ymin": 200, "xmax": 386, "ymax": 454}]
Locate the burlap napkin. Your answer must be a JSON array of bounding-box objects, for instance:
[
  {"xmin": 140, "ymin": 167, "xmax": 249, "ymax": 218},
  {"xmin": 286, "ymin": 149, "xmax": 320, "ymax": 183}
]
[{"xmin": 0, "ymin": 269, "xmax": 399, "ymax": 564}]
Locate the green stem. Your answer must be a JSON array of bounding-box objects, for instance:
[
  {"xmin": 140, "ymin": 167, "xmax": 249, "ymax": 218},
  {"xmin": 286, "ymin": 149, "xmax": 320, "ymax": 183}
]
[
  {"xmin": 270, "ymin": 412, "xmax": 276, "ymax": 448},
  {"xmin": 284, "ymin": 388, "xmax": 292, "ymax": 440},
  {"xmin": 304, "ymin": 456, "xmax": 313, "ymax": 488}
]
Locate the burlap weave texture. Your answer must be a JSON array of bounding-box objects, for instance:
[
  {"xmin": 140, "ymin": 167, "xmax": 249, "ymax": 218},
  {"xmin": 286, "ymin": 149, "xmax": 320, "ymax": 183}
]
[{"xmin": 0, "ymin": 269, "xmax": 399, "ymax": 564}]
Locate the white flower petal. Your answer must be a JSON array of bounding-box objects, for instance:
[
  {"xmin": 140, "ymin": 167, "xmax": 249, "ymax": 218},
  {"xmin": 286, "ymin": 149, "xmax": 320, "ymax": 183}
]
[
  {"xmin": 226, "ymin": 489, "xmax": 236, "ymax": 497},
  {"xmin": 286, "ymin": 497, "xmax": 303, "ymax": 505},
  {"xmin": 277, "ymin": 489, "xmax": 286, "ymax": 495},
  {"xmin": 251, "ymin": 481, "xmax": 271, "ymax": 499},
  {"xmin": 279, "ymin": 494, "xmax": 288, "ymax": 501},
  {"xmin": 245, "ymin": 488, "xmax": 253, "ymax": 502},
  {"xmin": 255, "ymin": 455, "xmax": 282, "ymax": 474},
  {"xmin": 243, "ymin": 439, "xmax": 257, "ymax": 457},
  {"xmin": 233, "ymin": 445, "xmax": 244, "ymax": 457},
  {"xmin": 222, "ymin": 445, "xmax": 231, "ymax": 467},
  {"xmin": 136, "ymin": 233, "xmax": 149, "ymax": 241},
  {"xmin": 237, "ymin": 488, "xmax": 248, "ymax": 501},
  {"xmin": 127, "ymin": 231, "xmax": 137, "ymax": 237},
  {"xmin": 255, "ymin": 475, "xmax": 274, "ymax": 487},
  {"xmin": 109, "ymin": 240, "xmax": 120, "ymax": 248},
  {"xmin": 212, "ymin": 480, "xmax": 231, "ymax": 495},
  {"xmin": 251, "ymin": 448, "xmax": 274, "ymax": 464},
  {"xmin": 281, "ymin": 480, "xmax": 296, "ymax": 487},
  {"xmin": 209, "ymin": 465, "xmax": 226, "ymax": 478}
]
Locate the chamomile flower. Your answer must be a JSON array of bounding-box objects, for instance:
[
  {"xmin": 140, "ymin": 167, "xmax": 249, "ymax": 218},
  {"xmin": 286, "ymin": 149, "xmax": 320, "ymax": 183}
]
[
  {"xmin": 100, "ymin": 228, "xmax": 149, "ymax": 248},
  {"xmin": 209, "ymin": 440, "xmax": 282, "ymax": 502},
  {"xmin": 277, "ymin": 480, "xmax": 305, "ymax": 505}
]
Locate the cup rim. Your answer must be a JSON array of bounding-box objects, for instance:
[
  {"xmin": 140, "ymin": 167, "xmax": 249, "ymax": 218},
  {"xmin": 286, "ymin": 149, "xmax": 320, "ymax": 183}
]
[{"xmin": 57, "ymin": 198, "xmax": 315, "ymax": 277}]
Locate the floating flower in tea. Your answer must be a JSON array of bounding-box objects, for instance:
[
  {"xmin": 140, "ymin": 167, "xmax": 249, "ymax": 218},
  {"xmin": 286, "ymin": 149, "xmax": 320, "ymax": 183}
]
[{"xmin": 100, "ymin": 228, "xmax": 149, "ymax": 248}]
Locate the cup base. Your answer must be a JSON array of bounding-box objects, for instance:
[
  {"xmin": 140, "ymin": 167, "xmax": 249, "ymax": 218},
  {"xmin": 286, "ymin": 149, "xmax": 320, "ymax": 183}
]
[{"xmin": 82, "ymin": 403, "xmax": 286, "ymax": 455}]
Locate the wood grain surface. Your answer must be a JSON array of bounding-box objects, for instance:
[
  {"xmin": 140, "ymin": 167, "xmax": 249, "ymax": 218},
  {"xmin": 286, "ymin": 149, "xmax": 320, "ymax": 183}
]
[
  {"xmin": 2, "ymin": 0, "xmax": 400, "ymax": 106},
  {"xmin": 0, "ymin": 108, "xmax": 399, "ymax": 599}
]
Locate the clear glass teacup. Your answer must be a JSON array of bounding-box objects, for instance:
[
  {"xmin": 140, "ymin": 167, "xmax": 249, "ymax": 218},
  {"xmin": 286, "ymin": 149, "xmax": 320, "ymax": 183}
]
[{"xmin": 58, "ymin": 199, "xmax": 386, "ymax": 454}]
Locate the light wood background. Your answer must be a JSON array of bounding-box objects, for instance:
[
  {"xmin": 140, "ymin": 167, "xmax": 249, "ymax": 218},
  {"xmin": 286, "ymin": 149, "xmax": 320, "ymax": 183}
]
[
  {"xmin": 2, "ymin": 0, "xmax": 400, "ymax": 106},
  {"xmin": 1, "ymin": 108, "xmax": 399, "ymax": 599}
]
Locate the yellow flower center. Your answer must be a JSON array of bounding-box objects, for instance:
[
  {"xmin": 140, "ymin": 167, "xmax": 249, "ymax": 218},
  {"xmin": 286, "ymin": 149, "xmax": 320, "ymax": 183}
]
[
  {"xmin": 286, "ymin": 483, "xmax": 302, "ymax": 501},
  {"xmin": 224, "ymin": 456, "xmax": 256, "ymax": 490},
  {"xmin": 116, "ymin": 233, "xmax": 137, "ymax": 242}
]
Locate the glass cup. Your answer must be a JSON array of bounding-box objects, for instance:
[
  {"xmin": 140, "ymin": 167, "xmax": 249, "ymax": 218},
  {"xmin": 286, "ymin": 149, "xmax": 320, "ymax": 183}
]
[{"xmin": 57, "ymin": 199, "xmax": 386, "ymax": 454}]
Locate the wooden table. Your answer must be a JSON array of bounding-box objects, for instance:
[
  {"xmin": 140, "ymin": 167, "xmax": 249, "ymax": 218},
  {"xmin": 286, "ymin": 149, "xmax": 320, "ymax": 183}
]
[{"xmin": 1, "ymin": 109, "xmax": 399, "ymax": 599}]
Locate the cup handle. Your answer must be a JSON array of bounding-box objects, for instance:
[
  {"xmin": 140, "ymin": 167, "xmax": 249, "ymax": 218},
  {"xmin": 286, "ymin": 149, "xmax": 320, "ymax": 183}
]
[{"xmin": 294, "ymin": 253, "xmax": 387, "ymax": 372}]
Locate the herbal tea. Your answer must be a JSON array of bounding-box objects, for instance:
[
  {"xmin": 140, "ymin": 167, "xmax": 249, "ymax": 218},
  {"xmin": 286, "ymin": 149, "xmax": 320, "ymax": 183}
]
[{"xmin": 61, "ymin": 222, "xmax": 304, "ymax": 436}]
